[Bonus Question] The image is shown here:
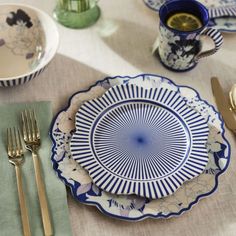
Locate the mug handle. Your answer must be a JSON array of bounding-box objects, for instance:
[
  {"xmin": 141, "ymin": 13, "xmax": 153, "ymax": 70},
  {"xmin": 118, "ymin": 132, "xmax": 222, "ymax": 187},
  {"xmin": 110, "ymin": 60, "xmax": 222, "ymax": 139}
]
[{"xmin": 195, "ymin": 28, "xmax": 223, "ymax": 61}]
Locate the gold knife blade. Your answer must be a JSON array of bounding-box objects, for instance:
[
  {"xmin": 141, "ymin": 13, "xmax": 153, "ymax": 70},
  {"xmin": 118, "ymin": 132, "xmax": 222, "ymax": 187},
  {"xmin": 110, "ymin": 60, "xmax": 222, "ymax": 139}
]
[{"xmin": 211, "ymin": 77, "xmax": 236, "ymax": 133}]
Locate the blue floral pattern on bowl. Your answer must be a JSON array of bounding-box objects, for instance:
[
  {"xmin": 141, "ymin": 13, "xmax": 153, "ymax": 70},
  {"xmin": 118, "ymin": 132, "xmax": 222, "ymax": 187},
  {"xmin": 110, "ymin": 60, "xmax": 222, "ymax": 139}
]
[
  {"xmin": 0, "ymin": 8, "xmax": 45, "ymax": 64},
  {"xmin": 50, "ymin": 74, "xmax": 230, "ymax": 221},
  {"xmin": 0, "ymin": 4, "xmax": 59, "ymax": 87}
]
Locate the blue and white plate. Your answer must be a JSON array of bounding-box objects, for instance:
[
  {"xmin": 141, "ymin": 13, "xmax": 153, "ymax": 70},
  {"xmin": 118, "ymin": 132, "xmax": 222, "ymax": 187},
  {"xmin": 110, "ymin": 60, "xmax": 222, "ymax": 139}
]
[
  {"xmin": 70, "ymin": 84, "xmax": 209, "ymax": 199},
  {"xmin": 50, "ymin": 74, "xmax": 230, "ymax": 220},
  {"xmin": 143, "ymin": 0, "xmax": 236, "ymax": 32}
]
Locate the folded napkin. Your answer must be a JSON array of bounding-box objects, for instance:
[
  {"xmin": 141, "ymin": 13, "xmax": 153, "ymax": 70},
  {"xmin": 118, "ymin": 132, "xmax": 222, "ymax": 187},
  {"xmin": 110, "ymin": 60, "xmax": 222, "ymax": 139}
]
[{"xmin": 0, "ymin": 101, "xmax": 72, "ymax": 236}]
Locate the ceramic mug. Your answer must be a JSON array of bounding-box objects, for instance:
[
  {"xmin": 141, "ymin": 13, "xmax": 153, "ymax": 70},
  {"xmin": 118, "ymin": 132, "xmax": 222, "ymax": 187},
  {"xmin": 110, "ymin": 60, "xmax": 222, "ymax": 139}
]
[{"xmin": 157, "ymin": 0, "xmax": 223, "ymax": 72}]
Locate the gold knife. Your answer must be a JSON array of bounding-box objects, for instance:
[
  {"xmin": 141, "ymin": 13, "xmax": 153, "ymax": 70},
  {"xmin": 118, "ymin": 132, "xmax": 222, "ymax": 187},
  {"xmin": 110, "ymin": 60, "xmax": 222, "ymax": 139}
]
[{"xmin": 211, "ymin": 77, "xmax": 236, "ymax": 133}]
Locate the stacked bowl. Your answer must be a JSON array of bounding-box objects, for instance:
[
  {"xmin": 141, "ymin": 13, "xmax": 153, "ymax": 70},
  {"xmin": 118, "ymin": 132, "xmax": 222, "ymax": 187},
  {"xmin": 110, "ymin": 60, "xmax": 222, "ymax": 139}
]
[{"xmin": 0, "ymin": 4, "xmax": 59, "ymax": 87}]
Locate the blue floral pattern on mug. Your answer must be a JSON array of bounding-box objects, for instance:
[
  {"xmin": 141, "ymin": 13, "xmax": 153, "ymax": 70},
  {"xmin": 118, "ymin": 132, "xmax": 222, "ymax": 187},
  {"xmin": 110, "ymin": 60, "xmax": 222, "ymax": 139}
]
[
  {"xmin": 157, "ymin": 0, "xmax": 223, "ymax": 72},
  {"xmin": 158, "ymin": 25, "xmax": 200, "ymax": 71}
]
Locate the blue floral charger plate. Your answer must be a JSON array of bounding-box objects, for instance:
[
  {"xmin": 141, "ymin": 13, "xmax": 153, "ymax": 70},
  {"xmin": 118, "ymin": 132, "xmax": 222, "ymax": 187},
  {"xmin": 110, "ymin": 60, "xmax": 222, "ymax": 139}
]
[
  {"xmin": 50, "ymin": 74, "xmax": 230, "ymax": 221},
  {"xmin": 70, "ymin": 84, "xmax": 209, "ymax": 199},
  {"xmin": 143, "ymin": 0, "xmax": 236, "ymax": 32}
]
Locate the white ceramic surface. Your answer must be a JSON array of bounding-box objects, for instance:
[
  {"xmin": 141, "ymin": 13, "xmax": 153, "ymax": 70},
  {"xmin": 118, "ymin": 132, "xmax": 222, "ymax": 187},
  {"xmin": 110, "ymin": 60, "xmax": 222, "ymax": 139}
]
[
  {"xmin": 0, "ymin": 3, "xmax": 59, "ymax": 87},
  {"xmin": 70, "ymin": 84, "xmax": 209, "ymax": 199},
  {"xmin": 50, "ymin": 74, "xmax": 230, "ymax": 221}
]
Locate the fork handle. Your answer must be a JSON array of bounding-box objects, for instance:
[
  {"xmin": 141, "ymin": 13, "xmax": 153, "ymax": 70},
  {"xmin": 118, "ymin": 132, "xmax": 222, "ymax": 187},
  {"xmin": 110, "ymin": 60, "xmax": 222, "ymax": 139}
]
[
  {"xmin": 32, "ymin": 152, "xmax": 53, "ymax": 236},
  {"xmin": 15, "ymin": 165, "xmax": 31, "ymax": 236}
]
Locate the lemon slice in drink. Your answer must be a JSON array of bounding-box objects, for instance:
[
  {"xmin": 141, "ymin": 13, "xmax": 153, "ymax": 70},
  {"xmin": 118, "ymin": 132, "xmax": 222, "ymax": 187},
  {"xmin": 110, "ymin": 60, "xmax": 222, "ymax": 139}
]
[{"xmin": 167, "ymin": 12, "xmax": 202, "ymax": 31}]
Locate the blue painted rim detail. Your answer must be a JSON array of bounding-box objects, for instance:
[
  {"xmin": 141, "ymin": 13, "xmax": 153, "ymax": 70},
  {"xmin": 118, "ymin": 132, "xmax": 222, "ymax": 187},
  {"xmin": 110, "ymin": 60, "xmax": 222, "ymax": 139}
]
[
  {"xmin": 159, "ymin": 0, "xmax": 209, "ymax": 35},
  {"xmin": 143, "ymin": 0, "xmax": 236, "ymax": 33},
  {"xmin": 70, "ymin": 85, "xmax": 209, "ymax": 199},
  {"xmin": 49, "ymin": 73, "xmax": 231, "ymax": 221}
]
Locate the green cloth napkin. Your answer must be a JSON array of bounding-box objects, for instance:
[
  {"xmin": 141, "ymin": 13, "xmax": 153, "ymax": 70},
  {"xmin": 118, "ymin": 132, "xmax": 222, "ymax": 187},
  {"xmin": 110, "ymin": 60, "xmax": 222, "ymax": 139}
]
[{"xmin": 0, "ymin": 101, "xmax": 72, "ymax": 236}]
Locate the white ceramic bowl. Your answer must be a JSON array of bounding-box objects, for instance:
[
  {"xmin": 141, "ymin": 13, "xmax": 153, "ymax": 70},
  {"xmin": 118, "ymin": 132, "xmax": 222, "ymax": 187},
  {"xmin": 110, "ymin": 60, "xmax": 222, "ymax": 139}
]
[{"xmin": 0, "ymin": 3, "xmax": 59, "ymax": 87}]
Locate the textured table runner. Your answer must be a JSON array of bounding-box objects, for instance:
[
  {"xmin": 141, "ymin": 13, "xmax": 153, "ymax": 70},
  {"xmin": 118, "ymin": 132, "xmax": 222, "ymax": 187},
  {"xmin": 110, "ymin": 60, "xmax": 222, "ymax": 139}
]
[{"xmin": 0, "ymin": 101, "xmax": 72, "ymax": 236}]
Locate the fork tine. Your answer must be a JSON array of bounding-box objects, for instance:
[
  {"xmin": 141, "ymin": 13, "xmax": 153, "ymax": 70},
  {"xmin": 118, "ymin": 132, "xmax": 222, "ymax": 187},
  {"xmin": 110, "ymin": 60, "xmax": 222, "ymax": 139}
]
[
  {"xmin": 26, "ymin": 110, "xmax": 32, "ymax": 141},
  {"xmin": 7, "ymin": 127, "xmax": 24, "ymax": 158},
  {"xmin": 29, "ymin": 110, "xmax": 36, "ymax": 141},
  {"xmin": 22, "ymin": 111, "xmax": 28, "ymax": 142},
  {"xmin": 14, "ymin": 127, "xmax": 19, "ymax": 156},
  {"xmin": 33, "ymin": 109, "xmax": 40, "ymax": 139},
  {"xmin": 10, "ymin": 127, "xmax": 16, "ymax": 156},
  {"xmin": 22, "ymin": 110, "xmax": 32, "ymax": 142},
  {"xmin": 18, "ymin": 128, "xmax": 24, "ymax": 155},
  {"xmin": 7, "ymin": 128, "xmax": 12, "ymax": 155}
]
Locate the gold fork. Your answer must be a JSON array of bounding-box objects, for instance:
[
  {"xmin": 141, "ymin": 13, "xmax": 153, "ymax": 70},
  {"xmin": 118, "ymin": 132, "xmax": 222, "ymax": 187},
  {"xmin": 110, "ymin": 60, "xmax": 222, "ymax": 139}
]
[
  {"xmin": 21, "ymin": 110, "xmax": 53, "ymax": 236},
  {"xmin": 7, "ymin": 127, "xmax": 31, "ymax": 236}
]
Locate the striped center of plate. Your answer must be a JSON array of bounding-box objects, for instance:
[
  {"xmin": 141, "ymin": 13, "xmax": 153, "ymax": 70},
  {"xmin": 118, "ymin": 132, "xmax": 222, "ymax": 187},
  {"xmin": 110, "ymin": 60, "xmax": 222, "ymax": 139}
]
[
  {"xmin": 70, "ymin": 84, "xmax": 209, "ymax": 199},
  {"xmin": 92, "ymin": 100, "xmax": 190, "ymax": 181}
]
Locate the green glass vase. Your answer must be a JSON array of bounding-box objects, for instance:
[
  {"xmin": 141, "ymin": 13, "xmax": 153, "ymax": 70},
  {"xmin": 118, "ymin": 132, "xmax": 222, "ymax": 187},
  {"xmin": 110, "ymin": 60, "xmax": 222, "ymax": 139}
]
[{"xmin": 53, "ymin": 0, "xmax": 100, "ymax": 29}]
